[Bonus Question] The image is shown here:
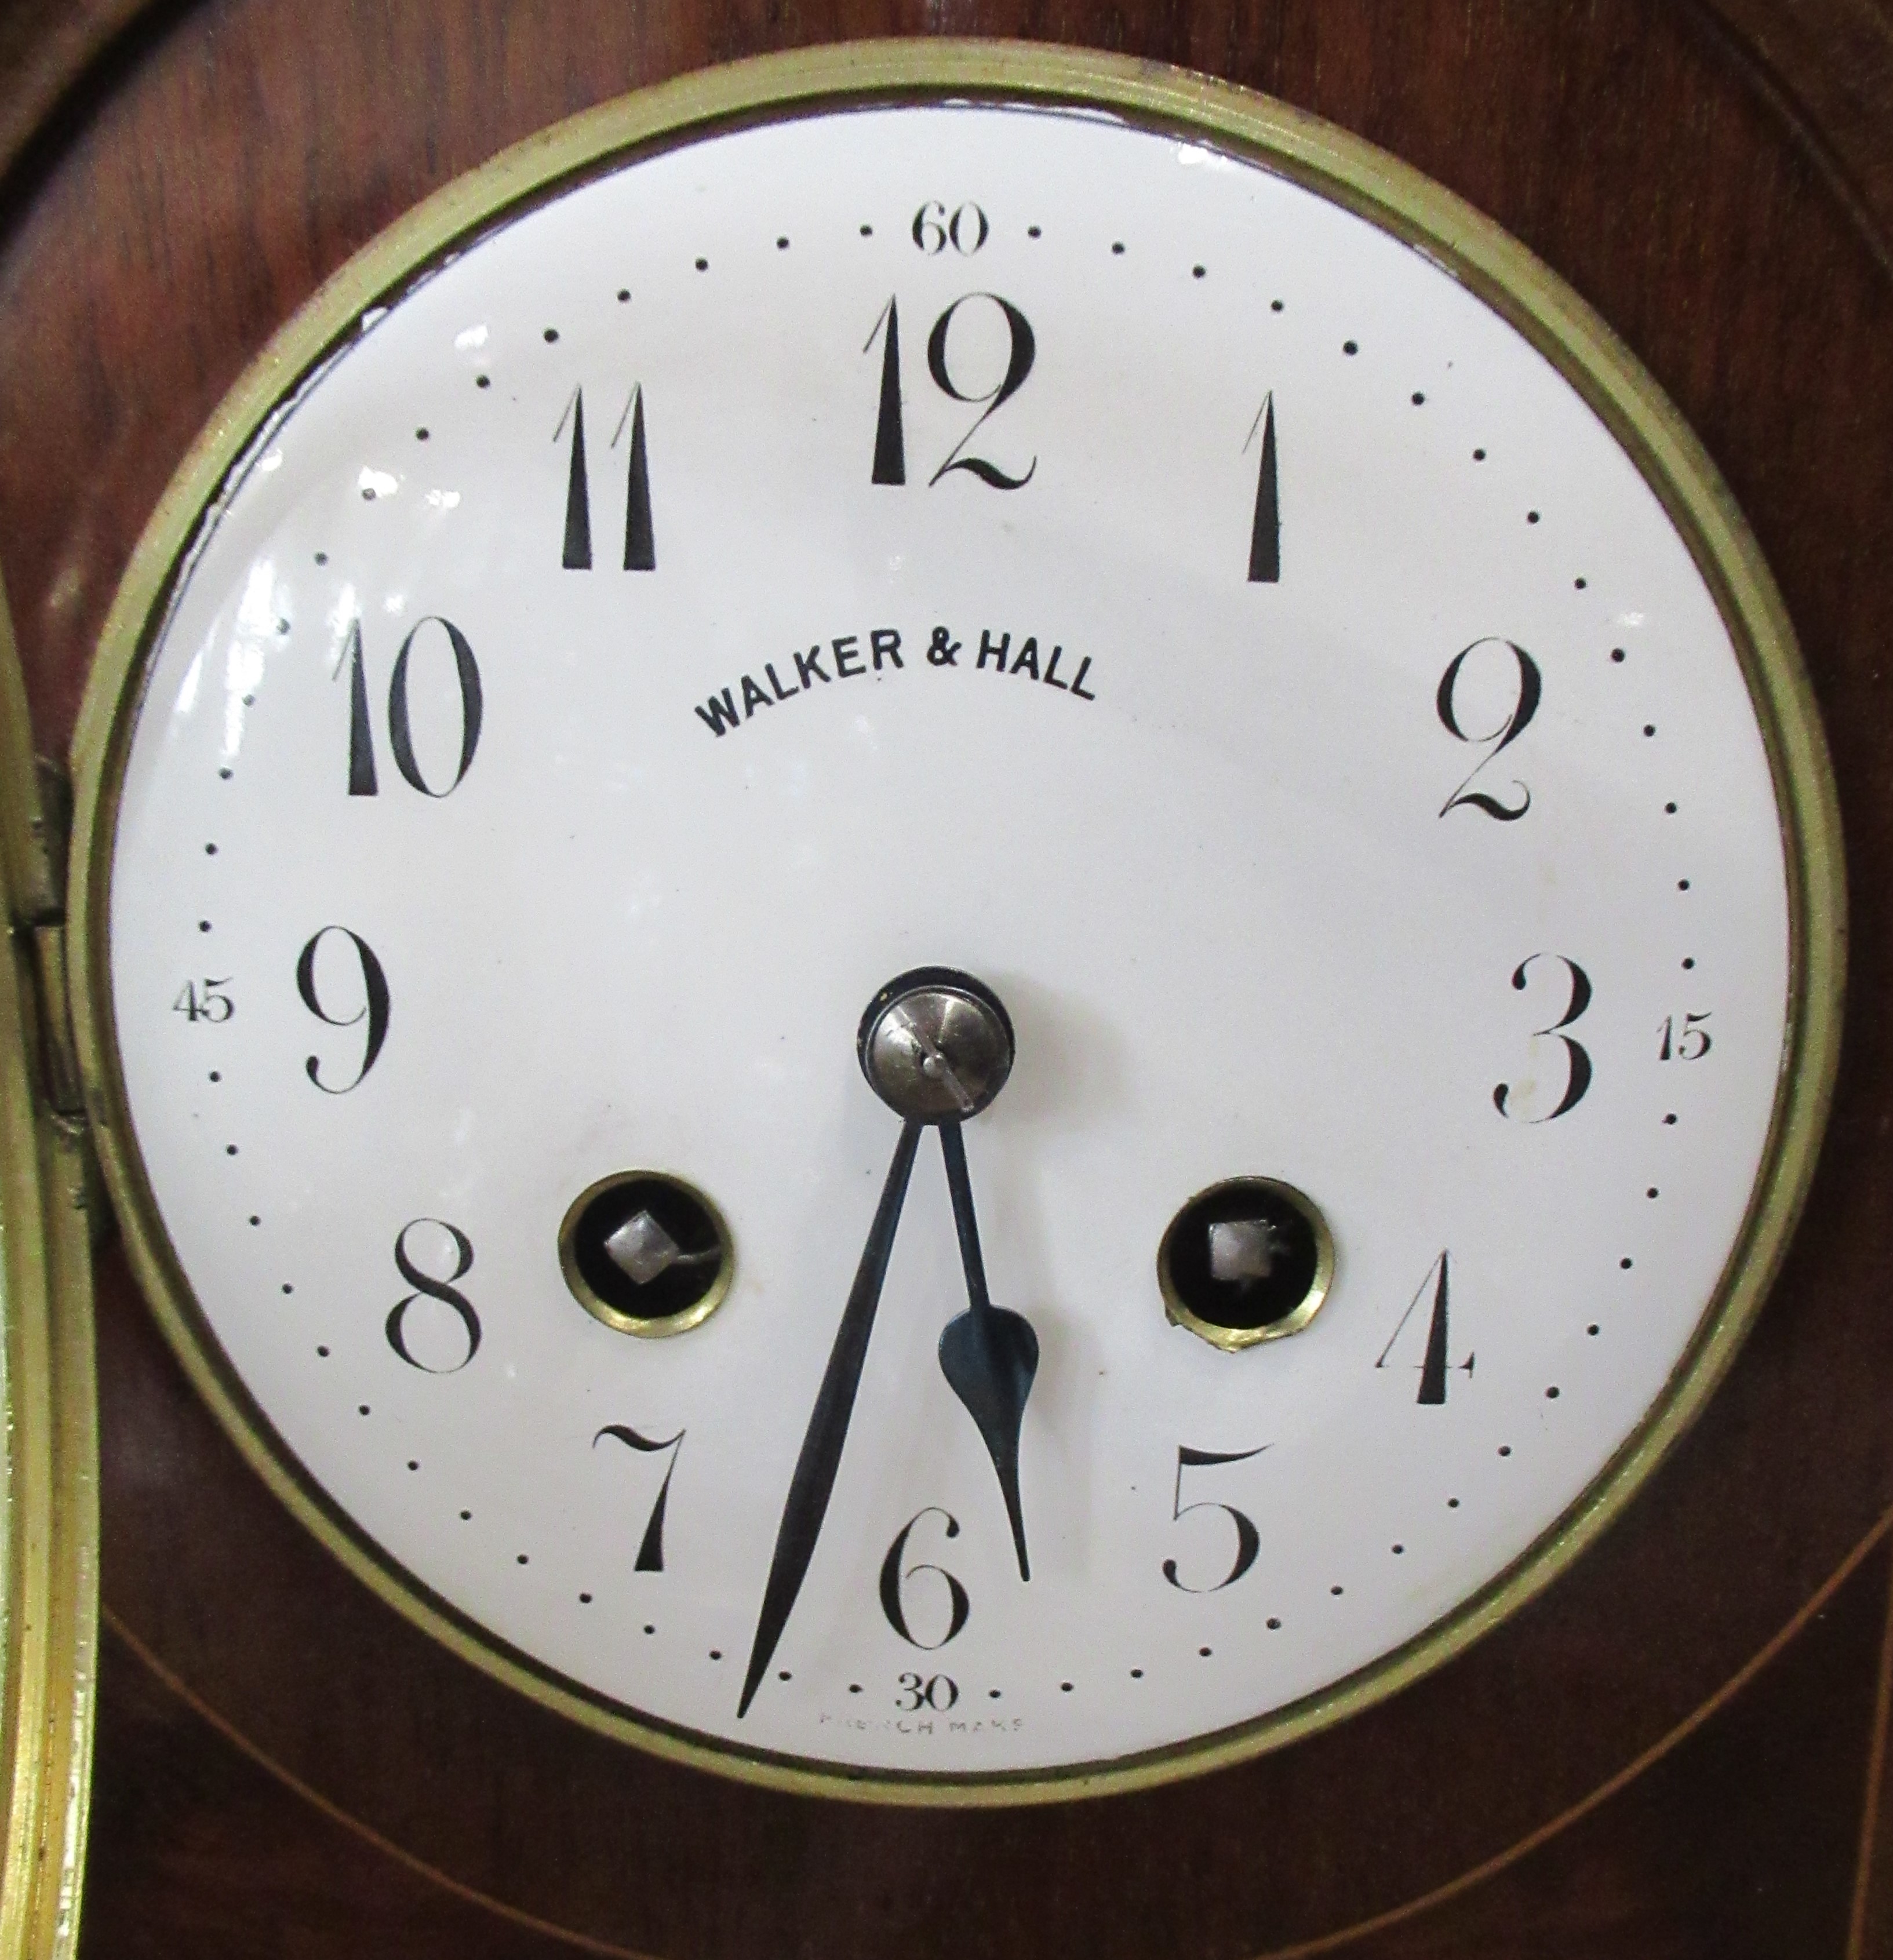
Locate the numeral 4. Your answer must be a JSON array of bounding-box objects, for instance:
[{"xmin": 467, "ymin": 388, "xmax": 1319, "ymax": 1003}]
[{"xmin": 1377, "ymin": 1251, "xmax": 1475, "ymax": 1404}]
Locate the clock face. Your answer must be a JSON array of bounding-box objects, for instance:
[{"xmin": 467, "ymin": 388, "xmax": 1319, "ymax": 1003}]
[{"xmin": 78, "ymin": 66, "xmax": 1832, "ymax": 1797}]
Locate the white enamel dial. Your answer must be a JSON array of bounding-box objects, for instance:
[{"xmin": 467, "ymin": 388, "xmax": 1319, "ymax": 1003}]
[{"xmin": 96, "ymin": 91, "xmax": 1807, "ymax": 1788}]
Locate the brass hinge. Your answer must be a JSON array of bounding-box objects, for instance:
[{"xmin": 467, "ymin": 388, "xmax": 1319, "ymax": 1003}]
[
  {"xmin": 29, "ymin": 918, "xmax": 84, "ymax": 1122},
  {"xmin": 8, "ymin": 756, "xmax": 86, "ymax": 1123},
  {"xmin": 2, "ymin": 587, "xmax": 94, "ymax": 1269}
]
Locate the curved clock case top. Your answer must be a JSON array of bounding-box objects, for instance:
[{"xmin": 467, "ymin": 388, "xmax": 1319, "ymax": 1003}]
[{"xmin": 65, "ymin": 43, "xmax": 1841, "ymax": 1802}]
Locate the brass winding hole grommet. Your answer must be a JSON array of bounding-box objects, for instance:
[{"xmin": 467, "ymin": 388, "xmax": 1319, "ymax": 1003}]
[
  {"xmin": 1159, "ymin": 1178, "xmax": 1334, "ymax": 1351},
  {"xmin": 559, "ymin": 1170, "xmax": 734, "ymax": 1338}
]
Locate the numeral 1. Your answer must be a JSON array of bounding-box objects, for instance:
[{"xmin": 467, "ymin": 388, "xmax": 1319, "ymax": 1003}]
[
  {"xmin": 343, "ymin": 620, "xmax": 377, "ymax": 795},
  {"xmin": 559, "ymin": 388, "xmax": 593, "ymax": 568},
  {"xmin": 1246, "ymin": 393, "xmax": 1279, "ymax": 583},
  {"xmin": 620, "ymin": 386, "xmax": 656, "ymax": 571},
  {"xmin": 867, "ymin": 298, "xmax": 906, "ymax": 484}
]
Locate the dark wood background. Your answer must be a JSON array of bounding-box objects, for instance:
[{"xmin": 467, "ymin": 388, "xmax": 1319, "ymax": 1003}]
[{"xmin": 3, "ymin": 2, "xmax": 1892, "ymax": 1954}]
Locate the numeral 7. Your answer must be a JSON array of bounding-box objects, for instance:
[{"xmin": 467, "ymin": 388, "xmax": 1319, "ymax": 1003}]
[{"xmin": 594, "ymin": 1425, "xmax": 686, "ymax": 1572}]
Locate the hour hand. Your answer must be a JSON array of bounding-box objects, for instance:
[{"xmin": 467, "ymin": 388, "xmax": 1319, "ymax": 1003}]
[{"xmin": 937, "ymin": 1119, "xmax": 1039, "ymax": 1580}]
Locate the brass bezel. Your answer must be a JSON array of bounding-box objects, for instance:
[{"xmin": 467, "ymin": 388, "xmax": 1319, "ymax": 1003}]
[
  {"xmin": 557, "ymin": 1170, "xmax": 735, "ymax": 1338},
  {"xmin": 1159, "ymin": 1177, "xmax": 1335, "ymax": 1350},
  {"xmin": 64, "ymin": 40, "xmax": 1845, "ymax": 1806}
]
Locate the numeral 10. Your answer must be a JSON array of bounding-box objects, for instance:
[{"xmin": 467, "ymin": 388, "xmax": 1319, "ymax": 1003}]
[{"xmin": 336, "ymin": 615, "xmax": 483, "ymax": 797}]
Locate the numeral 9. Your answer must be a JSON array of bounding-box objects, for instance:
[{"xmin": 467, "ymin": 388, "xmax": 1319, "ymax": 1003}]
[{"xmin": 296, "ymin": 926, "xmax": 390, "ymax": 1094}]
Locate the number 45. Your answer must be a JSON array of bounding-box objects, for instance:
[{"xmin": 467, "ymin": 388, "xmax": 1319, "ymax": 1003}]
[{"xmin": 172, "ymin": 978, "xmax": 233, "ymax": 1023}]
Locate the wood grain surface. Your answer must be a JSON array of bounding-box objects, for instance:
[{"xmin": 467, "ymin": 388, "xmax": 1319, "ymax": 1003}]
[{"xmin": 2, "ymin": 1, "xmax": 1891, "ymax": 1954}]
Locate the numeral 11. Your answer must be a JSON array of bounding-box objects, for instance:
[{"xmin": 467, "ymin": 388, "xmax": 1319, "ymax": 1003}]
[{"xmin": 558, "ymin": 385, "xmax": 656, "ymax": 571}]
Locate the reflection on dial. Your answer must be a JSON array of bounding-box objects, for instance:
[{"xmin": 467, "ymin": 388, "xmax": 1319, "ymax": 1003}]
[{"xmin": 100, "ymin": 99, "xmax": 1796, "ymax": 1786}]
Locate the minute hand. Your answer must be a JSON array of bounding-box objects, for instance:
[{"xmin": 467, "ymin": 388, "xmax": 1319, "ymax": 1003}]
[{"xmin": 737, "ymin": 1119, "xmax": 923, "ymax": 1719}]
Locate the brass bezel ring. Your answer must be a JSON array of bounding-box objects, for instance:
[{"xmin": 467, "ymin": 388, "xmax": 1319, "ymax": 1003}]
[
  {"xmin": 64, "ymin": 39, "xmax": 1846, "ymax": 1807},
  {"xmin": 556, "ymin": 1170, "xmax": 735, "ymax": 1339}
]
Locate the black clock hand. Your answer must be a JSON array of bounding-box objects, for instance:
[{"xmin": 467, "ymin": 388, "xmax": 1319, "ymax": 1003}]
[
  {"xmin": 937, "ymin": 1118, "xmax": 1039, "ymax": 1582},
  {"xmin": 737, "ymin": 1117, "xmax": 923, "ymax": 1719}
]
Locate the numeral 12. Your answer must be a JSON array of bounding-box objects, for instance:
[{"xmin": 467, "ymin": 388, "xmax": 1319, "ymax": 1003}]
[{"xmin": 865, "ymin": 293, "xmax": 1037, "ymax": 489}]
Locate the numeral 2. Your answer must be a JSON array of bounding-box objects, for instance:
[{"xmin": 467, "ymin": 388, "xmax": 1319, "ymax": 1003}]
[{"xmin": 1437, "ymin": 638, "xmax": 1542, "ymax": 819}]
